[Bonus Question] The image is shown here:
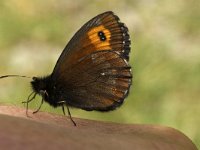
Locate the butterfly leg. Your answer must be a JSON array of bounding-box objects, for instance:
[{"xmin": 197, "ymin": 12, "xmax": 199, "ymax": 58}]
[
  {"xmin": 32, "ymin": 90, "xmax": 48, "ymax": 114},
  {"xmin": 61, "ymin": 105, "xmax": 66, "ymax": 115},
  {"xmin": 33, "ymin": 98, "xmax": 44, "ymax": 114},
  {"xmin": 58, "ymin": 101, "xmax": 76, "ymax": 126},
  {"xmin": 66, "ymin": 105, "xmax": 76, "ymax": 126},
  {"xmin": 22, "ymin": 92, "xmax": 37, "ymax": 117}
]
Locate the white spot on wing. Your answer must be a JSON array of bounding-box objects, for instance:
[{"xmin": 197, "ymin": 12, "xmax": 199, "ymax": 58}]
[{"xmin": 101, "ymin": 72, "xmax": 105, "ymax": 76}]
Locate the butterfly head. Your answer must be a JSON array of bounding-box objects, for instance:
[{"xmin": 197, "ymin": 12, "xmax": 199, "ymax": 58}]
[{"xmin": 31, "ymin": 76, "xmax": 49, "ymax": 95}]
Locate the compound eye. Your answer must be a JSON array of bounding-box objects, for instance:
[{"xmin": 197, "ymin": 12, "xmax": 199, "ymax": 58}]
[{"xmin": 32, "ymin": 77, "xmax": 37, "ymax": 81}]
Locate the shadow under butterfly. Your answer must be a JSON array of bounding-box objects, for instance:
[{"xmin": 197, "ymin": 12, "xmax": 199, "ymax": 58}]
[{"xmin": 0, "ymin": 11, "xmax": 132, "ymax": 126}]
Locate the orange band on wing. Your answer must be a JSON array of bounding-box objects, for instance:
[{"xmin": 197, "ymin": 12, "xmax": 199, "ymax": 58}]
[{"xmin": 87, "ymin": 25, "xmax": 111, "ymax": 50}]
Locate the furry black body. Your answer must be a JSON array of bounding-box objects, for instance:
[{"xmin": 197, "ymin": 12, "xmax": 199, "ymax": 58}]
[{"xmin": 31, "ymin": 76, "xmax": 60, "ymax": 107}]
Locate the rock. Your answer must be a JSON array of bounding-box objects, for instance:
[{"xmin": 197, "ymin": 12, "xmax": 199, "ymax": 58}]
[{"xmin": 0, "ymin": 105, "xmax": 198, "ymax": 150}]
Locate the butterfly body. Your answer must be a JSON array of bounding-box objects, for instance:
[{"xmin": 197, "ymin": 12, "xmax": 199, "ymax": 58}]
[
  {"xmin": 31, "ymin": 76, "xmax": 59, "ymax": 107},
  {"xmin": 30, "ymin": 11, "xmax": 132, "ymax": 112},
  {"xmin": 0, "ymin": 11, "xmax": 132, "ymax": 125}
]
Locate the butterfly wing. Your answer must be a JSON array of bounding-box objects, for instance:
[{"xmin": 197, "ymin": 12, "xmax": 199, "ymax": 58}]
[{"xmin": 51, "ymin": 11, "xmax": 132, "ymax": 111}]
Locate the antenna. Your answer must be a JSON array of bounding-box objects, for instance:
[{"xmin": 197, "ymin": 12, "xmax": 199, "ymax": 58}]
[{"xmin": 0, "ymin": 75, "xmax": 32, "ymax": 79}]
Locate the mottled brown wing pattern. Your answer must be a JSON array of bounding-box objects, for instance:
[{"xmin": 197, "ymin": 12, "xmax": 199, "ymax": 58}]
[{"xmin": 57, "ymin": 51, "xmax": 132, "ymax": 111}]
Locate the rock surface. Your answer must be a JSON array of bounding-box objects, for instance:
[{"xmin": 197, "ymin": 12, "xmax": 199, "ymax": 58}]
[{"xmin": 0, "ymin": 105, "xmax": 198, "ymax": 150}]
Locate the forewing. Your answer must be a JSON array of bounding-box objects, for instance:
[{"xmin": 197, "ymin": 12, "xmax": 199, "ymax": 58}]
[{"xmin": 52, "ymin": 11, "xmax": 130, "ymax": 77}]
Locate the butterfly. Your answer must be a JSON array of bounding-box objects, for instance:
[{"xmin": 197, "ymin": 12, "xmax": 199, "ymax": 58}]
[{"xmin": 0, "ymin": 11, "xmax": 132, "ymax": 126}]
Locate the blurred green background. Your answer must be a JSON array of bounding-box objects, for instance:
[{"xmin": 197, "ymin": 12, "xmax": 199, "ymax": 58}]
[{"xmin": 0, "ymin": 0, "xmax": 199, "ymax": 148}]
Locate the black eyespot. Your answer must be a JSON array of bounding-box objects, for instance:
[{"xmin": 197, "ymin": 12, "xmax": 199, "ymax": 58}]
[
  {"xmin": 98, "ymin": 31, "xmax": 106, "ymax": 41},
  {"xmin": 98, "ymin": 31, "xmax": 104, "ymax": 36},
  {"xmin": 100, "ymin": 36, "xmax": 106, "ymax": 41}
]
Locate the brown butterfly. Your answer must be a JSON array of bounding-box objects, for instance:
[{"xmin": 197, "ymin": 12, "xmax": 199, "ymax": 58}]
[{"xmin": 0, "ymin": 11, "xmax": 132, "ymax": 126}]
